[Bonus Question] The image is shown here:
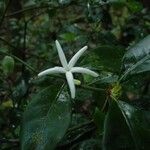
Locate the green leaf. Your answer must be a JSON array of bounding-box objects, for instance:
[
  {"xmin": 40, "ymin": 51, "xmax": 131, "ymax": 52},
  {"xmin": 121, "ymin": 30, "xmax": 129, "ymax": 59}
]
[
  {"xmin": 102, "ymin": 100, "xmax": 135, "ymax": 150},
  {"xmin": 93, "ymin": 107, "xmax": 105, "ymax": 134},
  {"xmin": 117, "ymin": 100, "xmax": 150, "ymax": 150},
  {"xmin": 21, "ymin": 85, "xmax": 71, "ymax": 150},
  {"xmin": 2, "ymin": 55, "xmax": 15, "ymax": 76},
  {"xmin": 59, "ymin": 32, "xmax": 77, "ymax": 42},
  {"xmin": 127, "ymin": 1, "xmax": 143, "ymax": 13},
  {"xmin": 83, "ymin": 45, "xmax": 125, "ymax": 73},
  {"xmin": 91, "ymin": 73, "xmax": 118, "ymax": 111},
  {"xmin": 122, "ymin": 35, "xmax": 150, "ymax": 80}
]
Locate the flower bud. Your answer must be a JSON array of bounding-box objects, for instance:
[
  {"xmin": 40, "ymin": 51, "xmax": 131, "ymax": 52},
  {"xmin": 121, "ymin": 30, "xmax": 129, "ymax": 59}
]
[
  {"xmin": 74, "ymin": 79, "xmax": 81, "ymax": 85},
  {"xmin": 111, "ymin": 82, "xmax": 122, "ymax": 100}
]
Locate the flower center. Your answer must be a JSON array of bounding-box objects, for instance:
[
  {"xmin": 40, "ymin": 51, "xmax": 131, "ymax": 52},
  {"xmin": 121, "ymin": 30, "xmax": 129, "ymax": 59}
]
[{"xmin": 65, "ymin": 66, "xmax": 70, "ymax": 71}]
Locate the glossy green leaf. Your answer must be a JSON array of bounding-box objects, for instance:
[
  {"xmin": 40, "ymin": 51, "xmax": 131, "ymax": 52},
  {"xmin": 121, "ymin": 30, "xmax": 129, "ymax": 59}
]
[
  {"xmin": 102, "ymin": 100, "xmax": 135, "ymax": 150},
  {"xmin": 122, "ymin": 35, "xmax": 150, "ymax": 80},
  {"xmin": 21, "ymin": 85, "xmax": 71, "ymax": 150},
  {"xmin": 83, "ymin": 45, "xmax": 125, "ymax": 73},
  {"xmin": 117, "ymin": 100, "xmax": 150, "ymax": 150}
]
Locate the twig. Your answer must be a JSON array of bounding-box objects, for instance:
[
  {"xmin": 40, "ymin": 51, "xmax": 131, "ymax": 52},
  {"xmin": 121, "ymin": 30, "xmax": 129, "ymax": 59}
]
[
  {"xmin": 5, "ymin": 0, "xmax": 84, "ymax": 18},
  {"xmin": 21, "ymin": 20, "xmax": 28, "ymax": 72},
  {"xmin": 101, "ymin": 96, "xmax": 109, "ymax": 112},
  {"xmin": 5, "ymin": 5, "xmax": 53, "ymax": 17},
  {"xmin": 79, "ymin": 84, "xmax": 105, "ymax": 92},
  {"xmin": 0, "ymin": 138, "xmax": 19, "ymax": 144},
  {"xmin": 0, "ymin": 51, "xmax": 37, "ymax": 73},
  {"xmin": 0, "ymin": 0, "xmax": 12, "ymax": 28},
  {"xmin": 0, "ymin": 37, "xmax": 16, "ymax": 49}
]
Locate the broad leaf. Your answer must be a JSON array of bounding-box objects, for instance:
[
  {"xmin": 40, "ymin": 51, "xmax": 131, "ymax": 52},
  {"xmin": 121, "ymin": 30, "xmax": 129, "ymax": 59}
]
[
  {"xmin": 102, "ymin": 100, "xmax": 135, "ymax": 150},
  {"xmin": 82, "ymin": 45, "xmax": 125, "ymax": 73},
  {"xmin": 122, "ymin": 35, "xmax": 150, "ymax": 79},
  {"xmin": 117, "ymin": 101, "xmax": 150, "ymax": 150},
  {"xmin": 103, "ymin": 100, "xmax": 150, "ymax": 150},
  {"xmin": 21, "ymin": 85, "xmax": 71, "ymax": 150}
]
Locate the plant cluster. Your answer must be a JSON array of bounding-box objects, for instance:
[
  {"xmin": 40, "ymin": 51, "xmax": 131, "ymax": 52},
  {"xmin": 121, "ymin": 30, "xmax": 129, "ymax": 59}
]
[{"xmin": 0, "ymin": 0, "xmax": 150, "ymax": 150}]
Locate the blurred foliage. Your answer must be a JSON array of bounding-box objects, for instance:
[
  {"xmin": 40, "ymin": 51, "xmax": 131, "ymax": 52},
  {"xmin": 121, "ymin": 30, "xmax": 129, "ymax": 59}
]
[{"xmin": 0, "ymin": 0, "xmax": 150, "ymax": 150}]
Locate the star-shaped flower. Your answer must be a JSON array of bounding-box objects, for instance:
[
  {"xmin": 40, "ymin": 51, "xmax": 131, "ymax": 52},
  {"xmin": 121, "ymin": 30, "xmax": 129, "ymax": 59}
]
[{"xmin": 38, "ymin": 40, "xmax": 99, "ymax": 99}]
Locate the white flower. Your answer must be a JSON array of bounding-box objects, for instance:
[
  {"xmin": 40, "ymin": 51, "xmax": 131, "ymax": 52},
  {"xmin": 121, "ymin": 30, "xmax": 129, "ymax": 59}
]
[{"xmin": 38, "ymin": 40, "xmax": 99, "ymax": 99}]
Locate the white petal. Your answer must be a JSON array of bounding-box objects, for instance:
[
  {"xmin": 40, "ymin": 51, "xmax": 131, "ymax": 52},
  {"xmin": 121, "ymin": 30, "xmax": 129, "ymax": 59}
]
[
  {"xmin": 55, "ymin": 40, "xmax": 68, "ymax": 69},
  {"xmin": 68, "ymin": 46, "xmax": 88, "ymax": 68},
  {"xmin": 38, "ymin": 67, "xmax": 66, "ymax": 77},
  {"xmin": 71, "ymin": 67, "xmax": 99, "ymax": 77},
  {"xmin": 66, "ymin": 71, "xmax": 75, "ymax": 99}
]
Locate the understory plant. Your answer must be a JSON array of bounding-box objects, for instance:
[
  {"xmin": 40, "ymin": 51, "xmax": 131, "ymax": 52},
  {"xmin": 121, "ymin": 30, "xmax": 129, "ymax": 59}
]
[
  {"xmin": 0, "ymin": 0, "xmax": 150, "ymax": 150},
  {"xmin": 20, "ymin": 35, "xmax": 150, "ymax": 150}
]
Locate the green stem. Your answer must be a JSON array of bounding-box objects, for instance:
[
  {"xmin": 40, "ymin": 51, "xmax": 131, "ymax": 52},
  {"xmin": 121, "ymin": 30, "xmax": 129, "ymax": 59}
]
[
  {"xmin": 0, "ymin": 51, "xmax": 37, "ymax": 73},
  {"xmin": 5, "ymin": 4, "xmax": 52, "ymax": 17},
  {"xmin": 101, "ymin": 96, "xmax": 109, "ymax": 112},
  {"xmin": 0, "ymin": 37, "xmax": 16, "ymax": 49},
  {"xmin": 79, "ymin": 84, "xmax": 105, "ymax": 92}
]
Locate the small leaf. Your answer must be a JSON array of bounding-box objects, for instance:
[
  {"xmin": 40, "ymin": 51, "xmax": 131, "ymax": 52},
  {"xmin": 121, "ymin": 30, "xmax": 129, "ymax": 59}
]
[
  {"xmin": 2, "ymin": 56, "xmax": 15, "ymax": 76},
  {"xmin": 60, "ymin": 33, "xmax": 77, "ymax": 42}
]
